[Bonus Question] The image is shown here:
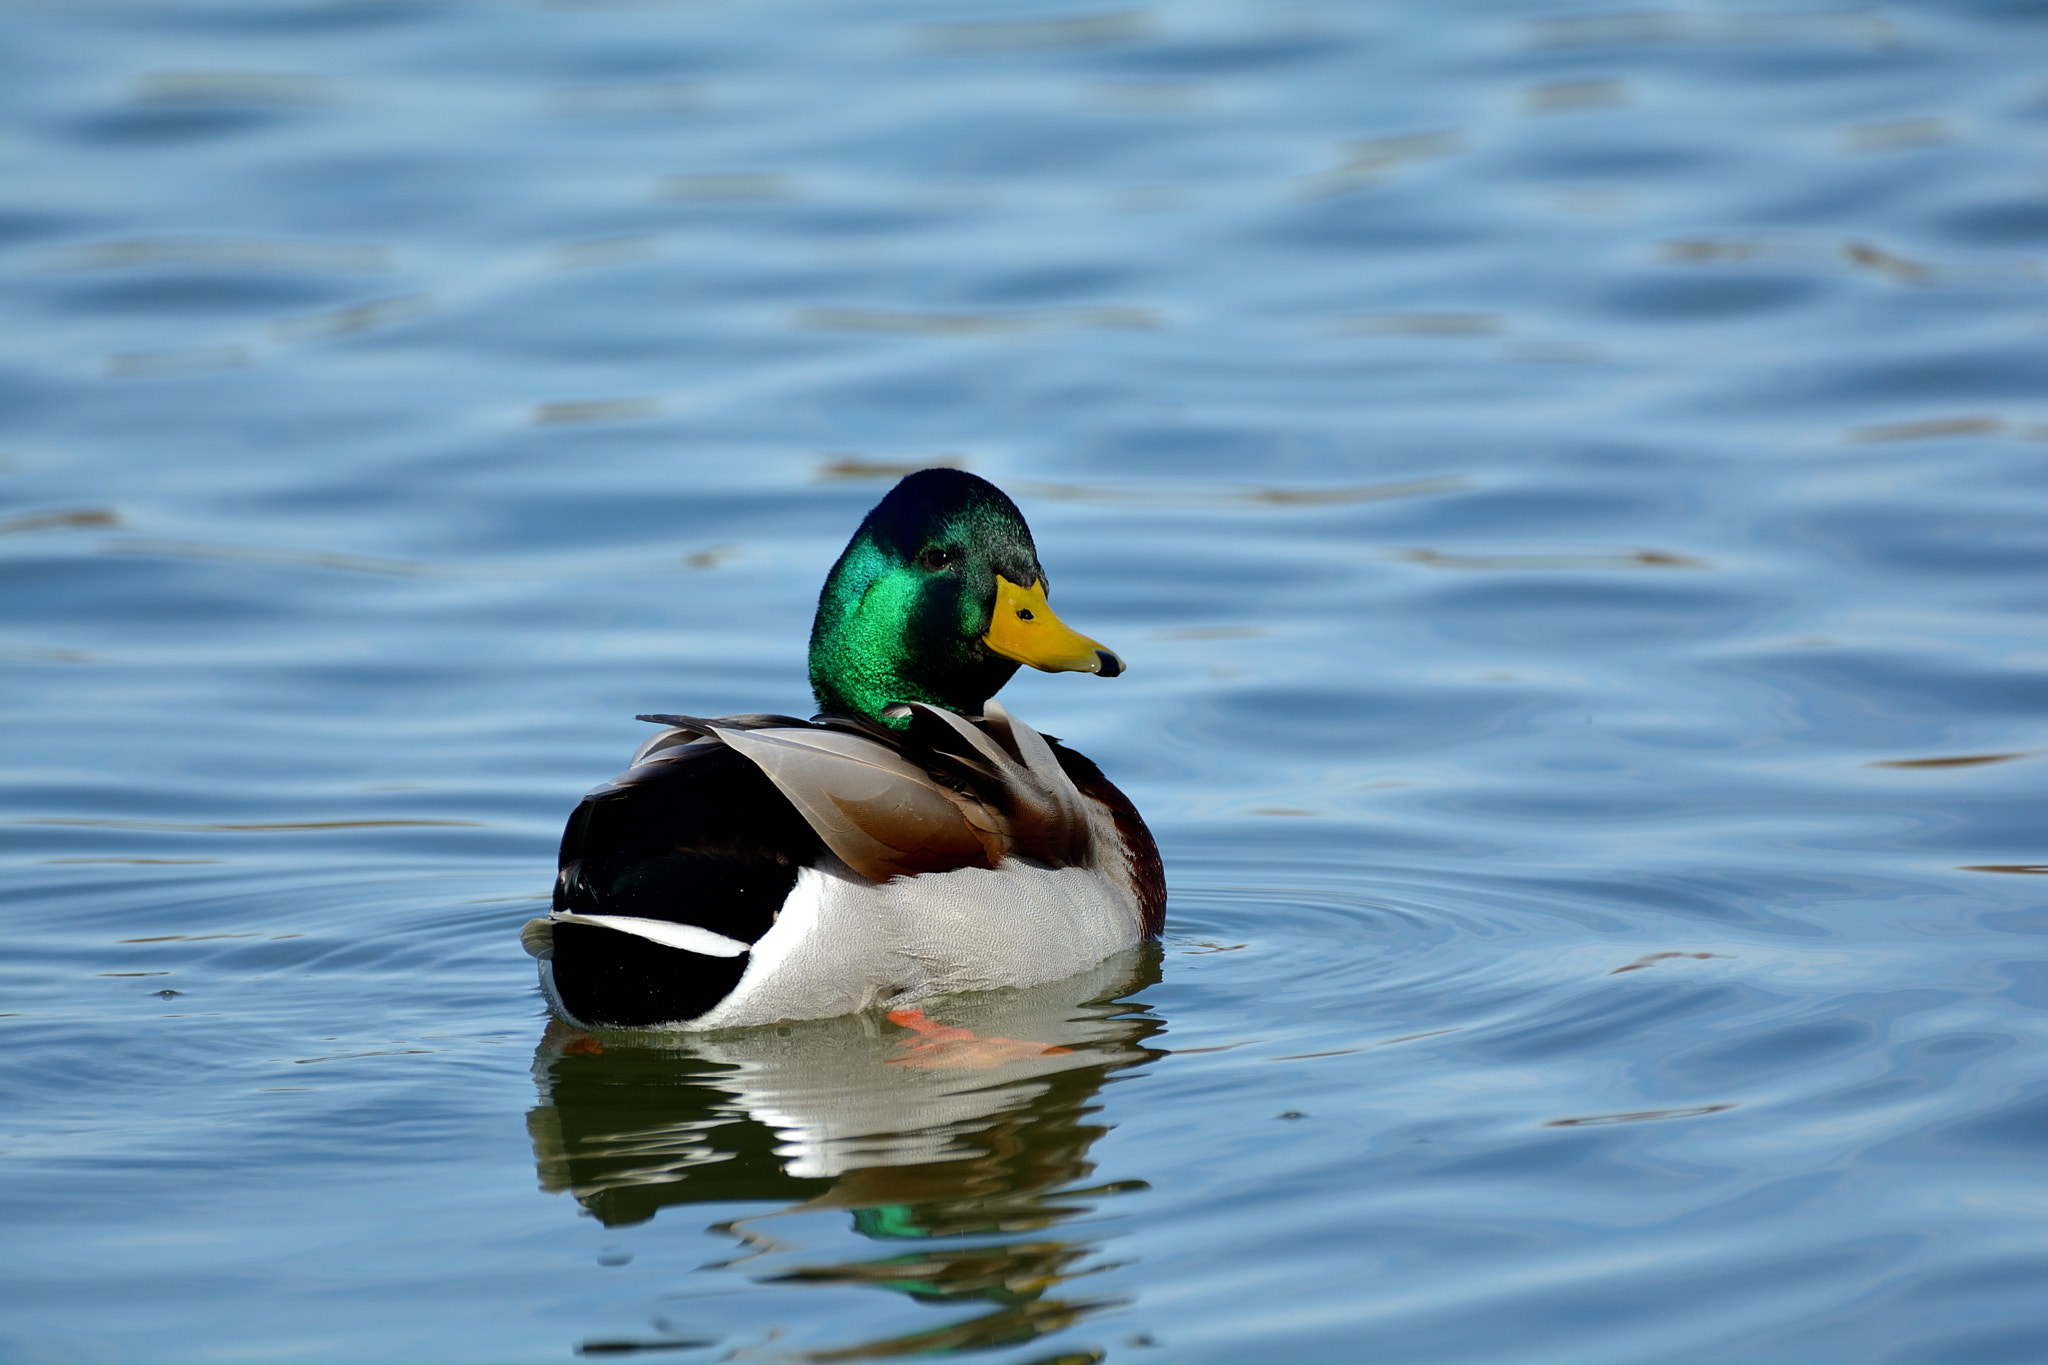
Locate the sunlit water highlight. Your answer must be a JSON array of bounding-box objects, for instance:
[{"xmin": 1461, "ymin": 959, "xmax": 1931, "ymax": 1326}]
[{"xmin": 3, "ymin": 1, "xmax": 2047, "ymax": 1362}]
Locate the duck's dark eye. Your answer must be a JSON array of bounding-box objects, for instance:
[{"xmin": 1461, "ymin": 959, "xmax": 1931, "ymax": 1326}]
[{"xmin": 917, "ymin": 546, "xmax": 955, "ymax": 572}]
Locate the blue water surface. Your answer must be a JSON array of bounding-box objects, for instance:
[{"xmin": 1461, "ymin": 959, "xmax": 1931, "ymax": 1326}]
[{"xmin": 3, "ymin": 1, "xmax": 2047, "ymax": 1362}]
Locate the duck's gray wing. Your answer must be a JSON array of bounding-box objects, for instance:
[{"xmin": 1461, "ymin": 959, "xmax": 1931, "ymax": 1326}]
[
  {"xmin": 904, "ymin": 700, "xmax": 1092, "ymax": 867},
  {"xmin": 709, "ymin": 724, "xmax": 1007, "ymax": 882}
]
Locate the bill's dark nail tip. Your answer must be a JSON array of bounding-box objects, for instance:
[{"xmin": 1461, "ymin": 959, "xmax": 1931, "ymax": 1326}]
[{"xmin": 1096, "ymin": 649, "xmax": 1124, "ymax": 677}]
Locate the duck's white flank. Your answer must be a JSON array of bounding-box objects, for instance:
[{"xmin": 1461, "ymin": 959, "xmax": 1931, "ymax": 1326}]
[{"xmin": 689, "ymin": 855, "xmax": 1142, "ymax": 1030}]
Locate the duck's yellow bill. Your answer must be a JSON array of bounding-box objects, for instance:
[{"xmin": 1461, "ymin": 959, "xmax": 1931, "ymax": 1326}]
[{"xmin": 984, "ymin": 575, "xmax": 1125, "ymax": 677}]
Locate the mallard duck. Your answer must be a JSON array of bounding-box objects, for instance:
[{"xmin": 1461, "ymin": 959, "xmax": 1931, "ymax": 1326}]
[{"xmin": 523, "ymin": 469, "xmax": 1164, "ymax": 1030}]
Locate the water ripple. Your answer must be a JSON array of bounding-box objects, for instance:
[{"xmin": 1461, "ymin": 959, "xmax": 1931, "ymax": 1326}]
[{"xmin": 4, "ymin": 0, "xmax": 2045, "ymax": 1361}]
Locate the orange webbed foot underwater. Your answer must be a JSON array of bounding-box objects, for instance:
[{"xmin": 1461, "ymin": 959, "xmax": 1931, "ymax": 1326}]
[{"xmin": 884, "ymin": 1007, "xmax": 1075, "ymax": 1069}]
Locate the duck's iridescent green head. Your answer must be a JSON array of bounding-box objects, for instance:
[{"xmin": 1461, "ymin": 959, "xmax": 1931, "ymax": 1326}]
[{"xmin": 809, "ymin": 469, "xmax": 1123, "ymax": 727}]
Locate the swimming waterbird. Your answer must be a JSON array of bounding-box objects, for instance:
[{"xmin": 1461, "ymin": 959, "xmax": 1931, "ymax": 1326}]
[{"xmin": 524, "ymin": 469, "xmax": 1164, "ymax": 1029}]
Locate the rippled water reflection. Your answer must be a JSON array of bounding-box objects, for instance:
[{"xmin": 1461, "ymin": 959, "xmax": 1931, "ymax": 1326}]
[
  {"xmin": 4, "ymin": 0, "xmax": 2047, "ymax": 1361},
  {"xmin": 528, "ymin": 955, "xmax": 1161, "ymax": 1358}
]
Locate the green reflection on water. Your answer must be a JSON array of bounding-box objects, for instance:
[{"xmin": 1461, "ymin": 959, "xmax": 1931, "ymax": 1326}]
[{"xmin": 527, "ymin": 949, "xmax": 1163, "ymax": 1359}]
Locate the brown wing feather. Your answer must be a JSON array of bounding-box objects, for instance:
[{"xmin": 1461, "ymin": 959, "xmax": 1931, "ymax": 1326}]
[
  {"xmin": 907, "ymin": 701, "xmax": 1090, "ymax": 867},
  {"xmin": 709, "ymin": 725, "xmax": 1006, "ymax": 881},
  {"xmin": 1050, "ymin": 742, "xmax": 1167, "ymax": 939}
]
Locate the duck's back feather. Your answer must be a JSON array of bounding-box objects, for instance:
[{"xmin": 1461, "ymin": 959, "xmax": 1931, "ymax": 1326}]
[{"xmin": 709, "ymin": 722, "xmax": 1001, "ymax": 880}]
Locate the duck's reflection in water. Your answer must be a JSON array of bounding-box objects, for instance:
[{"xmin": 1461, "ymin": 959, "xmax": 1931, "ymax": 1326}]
[{"xmin": 527, "ymin": 948, "xmax": 1164, "ymax": 1359}]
